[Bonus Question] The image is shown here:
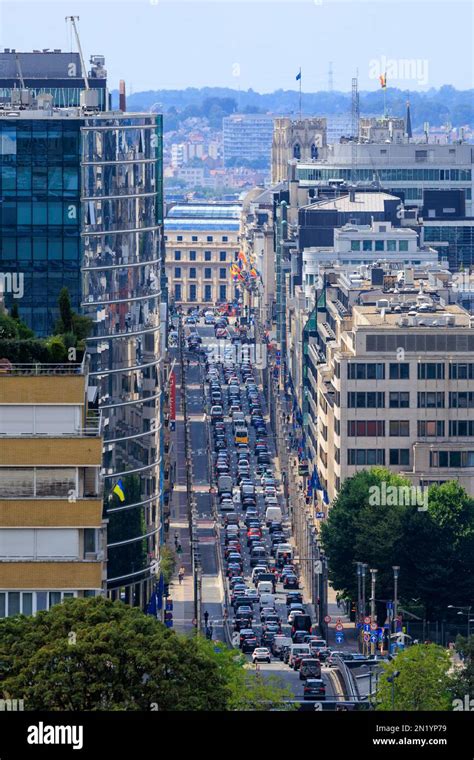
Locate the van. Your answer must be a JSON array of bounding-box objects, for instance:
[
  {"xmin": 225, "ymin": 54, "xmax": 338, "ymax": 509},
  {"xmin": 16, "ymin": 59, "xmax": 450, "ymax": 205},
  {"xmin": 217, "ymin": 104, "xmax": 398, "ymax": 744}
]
[
  {"xmin": 272, "ymin": 635, "xmax": 292, "ymax": 657},
  {"xmin": 259, "ymin": 592, "xmax": 275, "ymax": 608},
  {"xmin": 250, "ymin": 546, "xmax": 266, "ymax": 567},
  {"xmin": 291, "ymin": 614, "xmax": 312, "ymax": 639},
  {"xmin": 257, "ymin": 581, "xmax": 273, "ymax": 596},
  {"xmin": 275, "ymin": 543, "xmax": 293, "ymax": 562},
  {"xmin": 299, "ymin": 659, "xmax": 322, "ymax": 680},
  {"xmin": 289, "ymin": 644, "xmax": 311, "ymax": 669},
  {"xmin": 265, "ymin": 506, "xmax": 282, "ymax": 526},
  {"xmin": 232, "ymin": 412, "xmax": 245, "ymax": 426},
  {"xmin": 256, "ymin": 572, "xmax": 276, "ymax": 591},
  {"xmin": 218, "ymin": 475, "xmax": 233, "ymax": 495}
]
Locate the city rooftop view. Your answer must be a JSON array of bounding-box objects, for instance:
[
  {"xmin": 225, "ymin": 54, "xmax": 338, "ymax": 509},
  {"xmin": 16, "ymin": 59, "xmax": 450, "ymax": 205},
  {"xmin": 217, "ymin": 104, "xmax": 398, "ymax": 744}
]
[{"xmin": 0, "ymin": 0, "xmax": 473, "ymax": 755}]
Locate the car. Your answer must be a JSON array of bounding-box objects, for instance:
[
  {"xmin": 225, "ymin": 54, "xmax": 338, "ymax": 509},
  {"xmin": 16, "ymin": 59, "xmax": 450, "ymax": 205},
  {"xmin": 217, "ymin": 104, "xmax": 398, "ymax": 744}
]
[
  {"xmin": 241, "ymin": 635, "xmax": 258, "ymax": 654},
  {"xmin": 326, "ymin": 652, "xmax": 345, "ymax": 667},
  {"xmin": 185, "ymin": 316, "xmax": 198, "ymax": 324},
  {"xmin": 292, "ymin": 631, "xmax": 308, "ymax": 644},
  {"xmin": 210, "ymin": 405, "xmax": 224, "ymax": 420},
  {"xmin": 286, "ymin": 592, "xmax": 303, "ymax": 606},
  {"xmin": 299, "ymin": 658, "xmax": 322, "ymax": 680},
  {"xmin": 288, "ymin": 609, "xmax": 305, "ymax": 624},
  {"xmin": 303, "ymin": 679, "xmax": 326, "ymax": 700},
  {"xmin": 245, "ymin": 589, "xmax": 259, "ymax": 603},
  {"xmin": 283, "ymin": 574, "xmax": 299, "ymax": 590},
  {"xmin": 252, "ymin": 647, "xmax": 271, "ymax": 664}
]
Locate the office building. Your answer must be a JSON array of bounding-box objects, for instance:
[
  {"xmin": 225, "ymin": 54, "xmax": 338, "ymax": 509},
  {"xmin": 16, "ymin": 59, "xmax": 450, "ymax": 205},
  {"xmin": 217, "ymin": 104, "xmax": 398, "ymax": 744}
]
[
  {"xmin": 0, "ymin": 93, "xmax": 165, "ymax": 608},
  {"xmin": 223, "ymin": 114, "xmax": 274, "ymax": 169},
  {"xmin": 0, "ymin": 355, "xmax": 106, "ymax": 617},
  {"xmin": 165, "ymin": 203, "xmax": 240, "ymax": 306}
]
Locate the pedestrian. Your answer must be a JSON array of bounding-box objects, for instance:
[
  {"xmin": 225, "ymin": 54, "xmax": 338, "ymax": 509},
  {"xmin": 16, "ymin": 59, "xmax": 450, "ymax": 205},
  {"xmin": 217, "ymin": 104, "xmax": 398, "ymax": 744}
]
[
  {"xmin": 208, "ymin": 624, "xmax": 213, "ymax": 640},
  {"xmin": 174, "ymin": 533, "xmax": 179, "ymax": 550},
  {"xmin": 176, "ymin": 542, "xmax": 182, "ymax": 555},
  {"xmin": 204, "ymin": 610, "xmax": 209, "ymax": 627},
  {"xmin": 223, "ymin": 609, "xmax": 228, "ymax": 623},
  {"xmin": 178, "ymin": 566, "xmax": 185, "ymax": 585}
]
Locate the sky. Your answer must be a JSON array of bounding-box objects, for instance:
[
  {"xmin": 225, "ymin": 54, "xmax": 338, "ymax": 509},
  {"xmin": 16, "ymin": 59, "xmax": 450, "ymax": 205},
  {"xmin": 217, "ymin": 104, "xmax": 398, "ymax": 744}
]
[{"xmin": 0, "ymin": 0, "xmax": 473, "ymax": 94}]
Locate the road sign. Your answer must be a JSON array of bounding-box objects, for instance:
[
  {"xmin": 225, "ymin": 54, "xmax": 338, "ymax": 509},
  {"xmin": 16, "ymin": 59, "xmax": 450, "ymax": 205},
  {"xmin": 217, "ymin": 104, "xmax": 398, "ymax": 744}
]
[
  {"xmin": 356, "ymin": 622, "xmax": 362, "ymax": 629},
  {"xmin": 314, "ymin": 560, "xmax": 322, "ymax": 574},
  {"xmin": 370, "ymin": 623, "xmax": 378, "ymax": 631},
  {"xmin": 370, "ymin": 633, "xmax": 378, "ymax": 643},
  {"xmin": 363, "ymin": 624, "xmax": 371, "ymax": 633},
  {"xmin": 324, "ymin": 615, "xmax": 332, "ymax": 623},
  {"xmin": 364, "ymin": 616, "xmax": 371, "ymax": 624},
  {"xmin": 316, "ymin": 512, "xmax": 325, "ymax": 519},
  {"xmin": 335, "ymin": 632, "xmax": 344, "ymax": 644},
  {"xmin": 363, "ymin": 633, "xmax": 370, "ymax": 643},
  {"xmin": 336, "ymin": 617, "xmax": 342, "ymax": 623},
  {"xmin": 335, "ymin": 624, "xmax": 343, "ymax": 632}
]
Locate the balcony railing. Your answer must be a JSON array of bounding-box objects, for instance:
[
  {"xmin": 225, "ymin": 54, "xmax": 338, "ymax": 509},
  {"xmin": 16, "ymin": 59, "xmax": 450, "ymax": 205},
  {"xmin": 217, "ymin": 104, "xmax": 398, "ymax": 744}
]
[{"xmin": 0, "ymin": 362, "xmax": 85, "ymax": 376}]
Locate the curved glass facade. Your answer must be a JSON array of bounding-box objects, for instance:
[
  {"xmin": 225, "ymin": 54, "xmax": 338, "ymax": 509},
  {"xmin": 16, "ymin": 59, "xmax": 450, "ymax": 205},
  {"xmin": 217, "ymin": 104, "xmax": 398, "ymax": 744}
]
[{"xmin": 81, "ymin": 115, "xmax": 164, "ymax": 606}]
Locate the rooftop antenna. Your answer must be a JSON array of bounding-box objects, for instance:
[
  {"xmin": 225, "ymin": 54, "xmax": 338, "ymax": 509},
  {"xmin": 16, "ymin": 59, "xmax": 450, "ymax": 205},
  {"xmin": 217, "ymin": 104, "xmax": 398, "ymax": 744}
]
[
  {"xmin": 15, "ymin": 53, "xmax": 25, "ymax": 89},
  {"xmin": 351, "ymin": 72, "xmax": 359, "ymax": 183},
  {"xmin": 65, "ymin": 16, "xmax": 89, "ymax": 91}
]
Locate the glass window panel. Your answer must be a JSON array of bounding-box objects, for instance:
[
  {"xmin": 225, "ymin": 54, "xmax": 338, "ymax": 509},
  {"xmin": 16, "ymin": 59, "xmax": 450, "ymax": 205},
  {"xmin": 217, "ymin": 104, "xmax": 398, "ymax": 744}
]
[
  {"xmin": 0, "ymin": 468, "xmax": 34, "ymax": 497},
  {"xmin": 22, "ymin": 593, "xmax": 33, "ymax": 616},
  {"xmin": 8, "ymin": 593, "xmax": 20, "ymax": 616},
  {"xmin": 35, "ymin": 468, "xmax": 76, "ymax": 498},
  {"xmin": 36, "ymin": 592, "xmax": 47, "ymax": 611},
  {"xmin": 0, "ymin": 593, "xmax": 5, "ymax": 618}
]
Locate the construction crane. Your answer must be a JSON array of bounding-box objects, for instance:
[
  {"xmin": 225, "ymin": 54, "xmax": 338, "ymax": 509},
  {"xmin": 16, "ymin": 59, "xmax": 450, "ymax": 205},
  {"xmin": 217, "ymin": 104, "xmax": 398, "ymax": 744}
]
[
  {"xmin": 65, "ymin": 15, "xmax": 89, "ymax": 90},
  {"xmin": 351, "ymin": 75, "xmax": 360, "ymax": 184}
]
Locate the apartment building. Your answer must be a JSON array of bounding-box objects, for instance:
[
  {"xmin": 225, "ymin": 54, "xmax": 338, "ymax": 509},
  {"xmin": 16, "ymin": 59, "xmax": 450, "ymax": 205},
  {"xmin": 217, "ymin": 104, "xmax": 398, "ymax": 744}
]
[
  {"xmin": 0, "ymin": 357, "xmax": 106, "ymax": 618},
  {"xmin": 165, "ymin": 203, "xmax": 241, "ymax": 307},
  {"xmin": 306, "ymin": 272, "xmax": 474, "ymax": 505},
  {"xmin": 223, "ymin": 114, "xmax": 274, "ymax": 169}
]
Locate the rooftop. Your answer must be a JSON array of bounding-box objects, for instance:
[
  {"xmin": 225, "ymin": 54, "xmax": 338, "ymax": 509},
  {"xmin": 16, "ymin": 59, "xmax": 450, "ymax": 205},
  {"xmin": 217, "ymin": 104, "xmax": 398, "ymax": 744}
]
[
  {"xmin": 353, "ymin": 303, "xmax": 471, "ymax": 329},
  {"xmin": 302, "ymin": 192, "xmax": 400, "ymax": 213}
]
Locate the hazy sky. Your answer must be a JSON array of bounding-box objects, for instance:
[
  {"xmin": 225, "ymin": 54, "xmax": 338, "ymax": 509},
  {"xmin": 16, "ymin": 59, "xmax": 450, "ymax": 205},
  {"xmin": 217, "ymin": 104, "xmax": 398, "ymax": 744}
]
[{"xmin": 0, "ymin": 0, "xmax": 473, "ymax": 93}]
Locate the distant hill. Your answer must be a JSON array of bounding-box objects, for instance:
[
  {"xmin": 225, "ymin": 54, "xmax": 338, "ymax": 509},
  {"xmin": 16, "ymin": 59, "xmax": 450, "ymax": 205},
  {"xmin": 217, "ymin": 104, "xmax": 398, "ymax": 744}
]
[{"xmin": 111, "ymin": 85, "xmax": 474, "ymax": 131}]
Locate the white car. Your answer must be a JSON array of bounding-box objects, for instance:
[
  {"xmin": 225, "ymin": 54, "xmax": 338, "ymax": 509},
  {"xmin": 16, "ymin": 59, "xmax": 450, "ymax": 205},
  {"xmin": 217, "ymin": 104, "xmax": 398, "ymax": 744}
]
[
  {"xmin": 287, "ymin": 609, "xmax": 305, "ymax": 624},
  {"xmin": 252, "ymin": 647, "xmax": 271, "ymax": 664}
]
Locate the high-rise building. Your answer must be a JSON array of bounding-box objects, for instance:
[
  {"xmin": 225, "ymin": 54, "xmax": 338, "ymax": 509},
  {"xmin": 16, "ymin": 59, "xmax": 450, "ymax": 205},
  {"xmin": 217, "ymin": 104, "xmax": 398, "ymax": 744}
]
[
  {"xmin": 223, "ymin": 114, "xmax": 274, "ymax": 169},
  {"xmin": 0, "ymin": 94, "xmax": 165, "ymax": 607},
  {"xmin": 0, "ymin": 355, "xmax": 107, "ymax": 617}
]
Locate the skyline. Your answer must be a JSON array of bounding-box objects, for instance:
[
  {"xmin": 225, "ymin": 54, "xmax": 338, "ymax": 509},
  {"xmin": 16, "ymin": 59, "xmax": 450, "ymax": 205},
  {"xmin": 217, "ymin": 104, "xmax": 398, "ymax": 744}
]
[{"xmin": 0, "ymin": 1, "xmax": 473, "ymax": 94}]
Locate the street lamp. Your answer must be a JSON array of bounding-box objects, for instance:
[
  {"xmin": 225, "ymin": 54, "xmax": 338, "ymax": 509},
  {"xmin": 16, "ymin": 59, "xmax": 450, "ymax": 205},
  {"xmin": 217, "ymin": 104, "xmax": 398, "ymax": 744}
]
[
  {"xmin": 392, "ymin": 566, "xmax": 400, "ymax": 636},
  {"xmin": 370, "ymin": 569, "xmax": 378, "ymax": 656},
  {"xmin": 448, "ymin": 605, "xmax": 472, "ymax": 638}
]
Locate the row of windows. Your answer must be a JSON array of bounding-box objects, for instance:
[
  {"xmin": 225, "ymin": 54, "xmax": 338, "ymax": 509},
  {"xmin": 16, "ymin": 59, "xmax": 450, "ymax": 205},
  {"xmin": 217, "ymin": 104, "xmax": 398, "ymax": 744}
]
[
  {"xmin": 347, "ymin": 449, "xmax": 411, "ymax": 466},
  {"xmin": 0, "ymin": 590, "xmax": 97, "ymax": 618},
  {"xmin": 174, "ymin": 284, "xmax": 230, "ymax": 302},
  {"xmin": 430, "ymin": 451, "xmax": 474, "ymax": 468},
  {"xmin": 173, "ymin": 250, "xmax": 230, "ymax": 262},
  {"xmin": 346, "ymin": 362, "xmax": 461, "ymax": 381},
  {"xmin": 166, "ymin": 235, "xmax": 230, "ymax": 243},
  {"xmin": 298, "ymin": 167, "xmax": 472, "ymax": 182},
  {"xmin": 1, "ymin": 201, "xmax": 79, "ymax": 227},
  {"xmin": 346, "ymin": 419, "xmax": 474, "ymax": 438},
  {"xmin": 350, "ymin": 239, "xmax": 409, "ymax": 252},
  {"xmin": 366, "ymin": 334, "xmax": 474, "ymax": 353},
  {"xmin": 174, "ymin": 267, "xmax": 227, "ymax": 280},
  {"xmin": 346, "ymin": 391, "xmax": 474, "ymax": 408}
]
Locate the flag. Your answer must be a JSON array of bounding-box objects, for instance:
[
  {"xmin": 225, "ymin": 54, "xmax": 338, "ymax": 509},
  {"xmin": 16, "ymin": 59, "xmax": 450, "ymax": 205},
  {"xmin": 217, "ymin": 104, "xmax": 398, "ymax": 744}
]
[
  {"xmin": 296, "ymin": 69, "xmax": 301, "ymax": 81},
  {"xmin": 238, "ymin": 250, "xmax": 248, "ymax": 267},
  {"xmin": 379, "ymin": 73, "xmax": 387, "ymax": 89},
  {"xmin": 113, "ymin": 479, "xmax": 125, "ymax": 502}
]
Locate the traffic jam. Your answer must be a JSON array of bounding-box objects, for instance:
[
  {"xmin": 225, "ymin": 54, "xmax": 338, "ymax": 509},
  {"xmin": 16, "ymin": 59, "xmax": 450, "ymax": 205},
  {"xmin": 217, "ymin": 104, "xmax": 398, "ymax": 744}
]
[{"xmin": 184, "ymin": 306, "xmax": 332, "ymax": 701}]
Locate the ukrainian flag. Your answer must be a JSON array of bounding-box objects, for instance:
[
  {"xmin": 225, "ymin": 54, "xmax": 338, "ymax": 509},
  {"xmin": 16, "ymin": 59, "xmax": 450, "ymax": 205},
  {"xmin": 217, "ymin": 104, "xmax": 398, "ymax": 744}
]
[{"xmin": 113, "ymin": 479, "xmax": 125, "ymax": 502}]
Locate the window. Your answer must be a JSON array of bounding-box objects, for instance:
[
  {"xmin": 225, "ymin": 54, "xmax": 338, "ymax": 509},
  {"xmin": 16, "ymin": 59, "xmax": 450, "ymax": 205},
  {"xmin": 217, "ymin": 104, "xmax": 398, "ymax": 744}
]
[
  {"xmin": 219, "ymin": 285, "xmax": 227, "ymax": 301},
  {"xmin": 450, "ymin": 363, "xmax": 474, "ymax": 379},
  {"xmin": 174, "ymin": 250, "xmax": 181, "ymax": 260},
  {"xmin": 189, "ymin": 284, "xmax": 197, "ymax": 302},
  {"xmin": 192, "ymin": 235, "xmax": 198, "ymax": 242},
  {"xmin": 347, "ymin": 420, "xmax": 385, "ymax": 436},
  {"xmin": 418, "ymin": 362, "xmax": 445, "ymax": 380},
  {"xmin": 347, "ymin": 449, "xmax": 385, "ymax": 466},
  {"xmin": 347, "ymin": 392, "xmax": 385, "ymax": 408},
  {"xmin": 204, "ymin": 285, "xmax": 212, "ymax": 302},
  {"xmin": 177, "ymin": 235, "xmax": 183, "ymax": 242},
  {"xmin": 389, "ymin": 449, "xmax": 410, "ymax": 466},
  {"xmin": 362, "ymin": 240, "xmax": 373, "ymax": 251},
  {"xmin": 389, "ymin": 421, "xmax": 410, "ymax": 436},
  {"xmin": 189, "ymin": 268, "xmax": 196, "ymax": 279},
  {"xmin": 293, "ymin": 143, "xmax": 301, "ymax": 159},
  {"xmin": 174, "ymin": 267, "xmax": 181, "ymax": 279},
  {"xmin": 347, "ymin": 363, "xmax": 385, "ymax": 380},
  {"xmin": 219, "ymin": 251, "xmax": 227, "ymax": 262},
  {"xmin": 219, "ymin": 268, "xmax": 226, "ymax": 279},
  {"xmin": 207, "ymin": 236, "xmax": 213, "ymax": 242},
  {"xmin": 389, "ymin": 392, "xmax": 410, "ymax": 408},
  {"xmin": 430, "ymin": 450, "xmax": 474, "ymax": 468},
  {"xmin": 449, "ymin": 420, "xmax": 474, "ymax": 436},
  {"xmin": 351, "ymin": 240, "xmax": 361, "ymax": 251},
  {"xmin": 418, "ymin": 420, "xmax": 445, "ymax": 437},
  {"xmin": 189, "ymin": 251, "xmax": 196, "ymax": 261},
  {"xmin": 449, "ymin": 392, "xmax": 474, "ymax": 408},
  {"xmin": 418, "ymin": 392, "xmax": 445, "ymax": 408},
  {"xmin": 375, "ymin": 240, "xmax": 384, "ymax": 252},
  {"xmin": 204, "ymin": 251, "xmax": 212, "ymax": 261},
  {"xmin": 399, "ymin": 240, "xmax": 408, "ymax": 252},
  {"xmin": 389, "ymin": 363, "xmax": 409, "ymax": 380},
  {"xmin": 222, "ymin": 236, "xmax": 228, "ymax": 242},
  {"xmin": 204, "ymin": 268, "xmax": 211, "ymax": 279},
  {"xmin": 387, "ymin": 240, "xmax": 396, "ymax": 251},
  {"xmin": 174, "ymin": 284, "xmax": 181, "ymax": 301}
]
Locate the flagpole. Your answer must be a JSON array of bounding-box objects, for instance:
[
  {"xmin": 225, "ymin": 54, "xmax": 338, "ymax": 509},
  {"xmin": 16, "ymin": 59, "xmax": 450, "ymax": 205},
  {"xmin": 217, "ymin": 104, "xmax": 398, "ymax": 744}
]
[{"xmin": 299, "ymin": 67, "xmax": 302, "ymax": 119}]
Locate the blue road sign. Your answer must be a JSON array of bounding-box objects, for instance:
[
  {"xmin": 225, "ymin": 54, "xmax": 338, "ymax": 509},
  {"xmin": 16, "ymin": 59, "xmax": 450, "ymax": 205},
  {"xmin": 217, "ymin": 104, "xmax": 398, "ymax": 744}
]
[
  {"xmin": 335, "ymin": 632, "xmax": 344, "ymax": 643},
  {"xmin": 363, "ymin": 624, "xmax": 371, "ymax": 633},
  {"xmin": 386, "ymin": 601, "xmax": 393, "ymax": 610},
  {"xmin": 316, "ymin": 512, "xmax": 325, "ymax": 519},
  {"xmin": 370, "ymin": 633, "xmax": 378, "ymax": 643},
  {"xmin": 356, "ymin": 622, "xmax": 362, "ymax": 629}
]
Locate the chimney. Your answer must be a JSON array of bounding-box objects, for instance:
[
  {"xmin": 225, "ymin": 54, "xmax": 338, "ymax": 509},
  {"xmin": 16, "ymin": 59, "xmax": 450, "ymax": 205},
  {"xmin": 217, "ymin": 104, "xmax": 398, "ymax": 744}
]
[{"xmin": 119, "ymin": 80, "xmax": 126, "ymax": 112}]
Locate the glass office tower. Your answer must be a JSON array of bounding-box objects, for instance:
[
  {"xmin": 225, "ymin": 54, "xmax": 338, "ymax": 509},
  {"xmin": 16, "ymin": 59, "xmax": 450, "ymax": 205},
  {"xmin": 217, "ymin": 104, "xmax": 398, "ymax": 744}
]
[{"xmin": 0, "ymin": 106, "xmax": 165, "ymax": 608}]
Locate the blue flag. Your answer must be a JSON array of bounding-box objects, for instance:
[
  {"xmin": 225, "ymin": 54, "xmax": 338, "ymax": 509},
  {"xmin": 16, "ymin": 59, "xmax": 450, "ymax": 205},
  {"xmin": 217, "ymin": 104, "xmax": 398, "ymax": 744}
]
[{"xmin": 296, "ymin": 69, "xmax": 301, "ymax": 81}]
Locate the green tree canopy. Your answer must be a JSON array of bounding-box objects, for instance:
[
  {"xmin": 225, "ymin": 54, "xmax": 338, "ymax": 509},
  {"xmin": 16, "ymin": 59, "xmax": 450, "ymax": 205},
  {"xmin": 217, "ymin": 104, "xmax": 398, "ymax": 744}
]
[
  {"xmin": 375, "ymin": 644, "xmax": 452, "ymax": 711},
  {"xmin": 0, "ymin": 597, "xmax": 290, "ymax": 711}
]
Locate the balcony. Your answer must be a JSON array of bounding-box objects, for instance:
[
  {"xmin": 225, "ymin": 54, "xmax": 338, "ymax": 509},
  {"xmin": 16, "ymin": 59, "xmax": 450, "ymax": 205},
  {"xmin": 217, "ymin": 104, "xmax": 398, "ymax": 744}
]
[
  {"xmin": 0, "ymin": 438, "xmax": 103, "ymax": 467},
  {"xmin": 0, "ymin": 499, "xmax": 103, "ymax": 527},
  {"xmin": 0, "ymin": 561, "xmax": 104, "ymax": 589}
]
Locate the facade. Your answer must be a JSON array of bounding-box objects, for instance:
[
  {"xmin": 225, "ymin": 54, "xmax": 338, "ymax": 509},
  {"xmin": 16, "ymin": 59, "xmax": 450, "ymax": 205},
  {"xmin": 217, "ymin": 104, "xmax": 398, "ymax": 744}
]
[
  {"xmin": 165, "ymin": 203, "xmax": 241, "ymax": 306},
  {"xmin": 272, "ymin": 117, "xmax": 327, "ymax": 184},
  {"xmin": 359, "ymin": 117, "xmax": 406, "ymax": 144},
  {"xmin": 0, "ymin": 49, "xmax": 108, "ymax": 110},
  {"xmin": 296, "ymin": 142, "xmax": 473, "ymax": 215},
  {"xmin": 305, "ymin": 271, "xmax": 474, "ymax": 504},
  {"xmin": 223, "ymin": 114, "xmax": 275, "ymax": 169},
  {"xmin": 0, "ymin": 100, "xmax": 166, "ymax": 608},
  {"xmin": 0, "ymin": 357, "xmax": 106, "ymax": 617}
]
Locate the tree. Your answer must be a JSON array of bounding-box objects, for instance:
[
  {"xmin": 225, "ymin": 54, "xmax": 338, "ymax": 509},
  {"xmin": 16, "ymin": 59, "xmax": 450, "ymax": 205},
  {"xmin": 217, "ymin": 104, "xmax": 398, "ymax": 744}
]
[
  {"xmin": 375, "ymin": 644, "xmax": 452, "ymax": 711},
  {"xmin": 58, "ymin": 287, "xmax": 74, "ymax": 333},
  {"xmin": 0, "ymin": 598, "xmax": 291, "ymax": 711},
  {"xmin": 0, "ymin": 314, "xmax": 19, "ymax": 340},
  {"xmin": 450, "ymin": 635, "xmax": 474, "ymax": 704}
]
